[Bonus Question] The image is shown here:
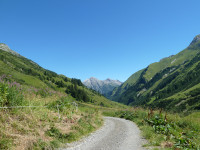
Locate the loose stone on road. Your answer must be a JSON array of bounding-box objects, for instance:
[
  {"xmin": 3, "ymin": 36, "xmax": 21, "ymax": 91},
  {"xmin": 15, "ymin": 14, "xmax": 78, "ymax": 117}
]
[{"xmin": 63, "ymin": 117, "xmax": 147, "ymax": 150}]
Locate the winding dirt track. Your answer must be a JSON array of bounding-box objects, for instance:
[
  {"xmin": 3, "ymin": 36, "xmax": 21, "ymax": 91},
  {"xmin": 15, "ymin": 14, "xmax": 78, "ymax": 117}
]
[{"xmin": 63, "ymin": 117, "xmax": 147, "ymax": 150}]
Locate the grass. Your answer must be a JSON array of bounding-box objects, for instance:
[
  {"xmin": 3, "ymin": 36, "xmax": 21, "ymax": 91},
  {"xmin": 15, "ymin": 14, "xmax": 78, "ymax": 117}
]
[
  {"xmin": 1, "ymin": 76, "xmax": 200, "ymax": 150},
  {"xmin": 1, "ymin": 74, "xmax": 200, "ymax": 150},
  {"xmin": 0, "ymin": 73, "xmax": 127, "ymax": 149},
  {"xmin": 103, "ymin": 108, "xmax": 200, "ymax": 150},
  {"xmin": 143, "ymin": 49, "xmax": 199, "ymax": 81},
  {"xmin": 0, "ymin": 95, "xmax": 103, "ymax": 150},
  {"xmin": 1, "ymin": 48, "xmax": 200, "ymax": 149},
  {"xmin": 0, "ymin": 77, "xmax": 104, "ymax": 150}
]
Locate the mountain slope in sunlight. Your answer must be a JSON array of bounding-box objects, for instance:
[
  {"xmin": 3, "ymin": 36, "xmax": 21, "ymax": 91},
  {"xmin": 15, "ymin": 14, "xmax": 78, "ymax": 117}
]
[
  {"xmin": 0, "ymin": 44, "xmax": 124, "ymax": 108},
  {"xmin": 109, "ymin": 34, "xmax": 200, "ymax": 112}
]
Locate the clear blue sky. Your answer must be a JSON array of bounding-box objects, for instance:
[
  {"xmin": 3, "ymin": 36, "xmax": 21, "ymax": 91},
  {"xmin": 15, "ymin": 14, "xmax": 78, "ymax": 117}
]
[{"xmin": 1, "ymin": 0, "xmax": 200, "ymax": 82}]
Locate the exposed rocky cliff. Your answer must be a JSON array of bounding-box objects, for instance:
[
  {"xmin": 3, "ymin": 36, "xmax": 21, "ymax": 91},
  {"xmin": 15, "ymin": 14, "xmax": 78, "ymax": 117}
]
[
  {"xmin": 0, "ymin": 43, "xmax": 21, "ymax": 56},
  {"xmin": 83, "ymin": 77, "xmax": 122, "ymax": 97}
]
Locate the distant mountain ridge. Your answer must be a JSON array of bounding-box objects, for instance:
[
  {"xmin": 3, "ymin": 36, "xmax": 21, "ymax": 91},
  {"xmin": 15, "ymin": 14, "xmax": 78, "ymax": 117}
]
[
  {"xmin": 109, "ymin": 34, "xmax": 200, "ymax": 112},
  {"xmin": 83, "ymin": 77, "xmax": 122, "ymax": 97}
]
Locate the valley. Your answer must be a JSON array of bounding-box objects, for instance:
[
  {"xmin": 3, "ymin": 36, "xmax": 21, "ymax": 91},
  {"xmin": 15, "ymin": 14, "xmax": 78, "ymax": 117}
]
[
  {"xmin": 1, "ymin": 1, "xmax": 200, "ymax": 149},
  {"xmin": 1, "ymin": 35, "xmax": 200, "ymax": 150}
]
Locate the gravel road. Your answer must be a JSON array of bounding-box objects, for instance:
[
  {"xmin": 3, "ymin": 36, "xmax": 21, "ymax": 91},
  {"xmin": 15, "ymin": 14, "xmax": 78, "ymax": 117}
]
[{"xmin": 62, "ymin": 117, "xmax": 147, "ymax": 150}]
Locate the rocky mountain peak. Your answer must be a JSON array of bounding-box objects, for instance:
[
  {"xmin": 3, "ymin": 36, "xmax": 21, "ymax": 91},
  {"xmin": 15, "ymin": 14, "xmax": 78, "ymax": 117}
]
[
  {"xmin": 90, "ymin": 77, "xmax": 98, "ymax": 80},
  {"xmin": 192, "ymin": 34, "xmax": 200, "ymax": 42},
  {"xmin": 83, "ymin": 77, "xmax": 122, "ymax": 96},
  {"xmin": 0, "ymin": 43, "xmax": 21, "ymax": 56},
  {"xmin": 0, "ymin": 43, "xmax": 11, "ymax": 51},
  {"xmin": 188, "ymin": 34, "xmax": 200, "ymax": 48},
  {"xmin": 106, "ymin": 78, "xmax": 112, "ymax": 81}
]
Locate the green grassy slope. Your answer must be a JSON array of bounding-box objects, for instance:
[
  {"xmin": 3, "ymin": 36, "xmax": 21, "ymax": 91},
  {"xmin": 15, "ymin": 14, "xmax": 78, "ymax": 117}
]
[
  {"xmin": 109, "ymin": 69, "xmax": 144, "ymax": 101},
  {"xmin": 0, "ymin": 48, "xmax": 125, "ymax": 108},
  {"xmin": 0, "ymin": 45, "xmax": 127, "ymax": 149},
  {"xmin": 109, "ymin": 34, "xmax": 200, "ymax": 112},
  {"xmin": 110, "ymin": 49, "xmax": 199, "ymax": 102}
]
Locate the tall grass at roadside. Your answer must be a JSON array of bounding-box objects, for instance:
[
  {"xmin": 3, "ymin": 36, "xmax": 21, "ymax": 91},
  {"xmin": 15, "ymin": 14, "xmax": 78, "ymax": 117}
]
[
  {"xmin": 44, "ymin": 97, "xmax": 103, "ymax": 147},
  {"xmin": 103, "ymin": 108, "xmax": 200, "ymax": 150},
  {"xmin": 0, "ymin": 75, "xmax": 103, "ymax": 150},
  {"xmin": 0, "ymin": 75, "xmax": 25, "ymax": 107},
  {"xmin": 0, "ymin": 96, "xmax": 103, "ymax": 150}
]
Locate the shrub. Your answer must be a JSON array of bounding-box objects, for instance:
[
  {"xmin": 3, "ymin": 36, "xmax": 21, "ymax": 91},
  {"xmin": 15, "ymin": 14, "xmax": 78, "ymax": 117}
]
[
  {"xmin": 0, "ymin": 75, "xmax": 24, "ymax": 107},
  {"xmin": 145, "ymin": 113, "xmax": 198, "ymax": 149}
]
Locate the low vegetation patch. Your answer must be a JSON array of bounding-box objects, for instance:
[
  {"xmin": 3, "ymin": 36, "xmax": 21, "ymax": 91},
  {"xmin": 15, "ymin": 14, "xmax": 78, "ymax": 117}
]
[
  {"xmin": 103, "ymin": 108, "xmax": 200, "ymax": 150},
  {"xmin": 0, "ymin": 97, "xmax": 103, "ymax": 150},
  {"xmin": 0, "ymin": 75, "xmax": 25, "ymax": 107},
  {"xmin": 0, "ymin": 76, "xmax": 103, "ymax": 150}
]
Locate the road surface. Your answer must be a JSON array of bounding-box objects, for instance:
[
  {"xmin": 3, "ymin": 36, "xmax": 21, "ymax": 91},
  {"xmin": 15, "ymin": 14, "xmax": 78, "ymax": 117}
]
[{"xmin": 63, "ymin": 117, "xmax": 147, "ymax": 150}]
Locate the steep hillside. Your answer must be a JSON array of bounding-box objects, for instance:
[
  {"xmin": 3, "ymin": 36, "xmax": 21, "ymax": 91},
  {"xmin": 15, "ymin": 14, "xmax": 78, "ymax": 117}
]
[
  {"xmin": 109, "ymin": 34, "xmax": 200, "ymax": 112},
  {"xmin": 109, "ymin": 69, "xmax": 144, "ymax": 100},
  {"xmin": 0, "ymin": 44, "xmax": 124, "ymax": 108},
  {"xmin": 0, "ymin": 44, "xmax": 127, "ymax": 149},
  {"xmin": 83, "ymin": 77, "xmax": 122, "ymax": 97}
]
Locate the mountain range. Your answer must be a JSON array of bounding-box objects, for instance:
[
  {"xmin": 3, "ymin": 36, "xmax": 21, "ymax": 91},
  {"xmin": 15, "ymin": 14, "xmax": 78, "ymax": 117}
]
[
  {"xmin": 108, "ymin": 34, "xmax": 200, "ymax": 112},
  {"xmin": 83, "ymin": 77, "xmax": 122, "ymax": 97},
  {"xmin": 2, "ymin": 34, "xmax": 200, "ymax": 113}
]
